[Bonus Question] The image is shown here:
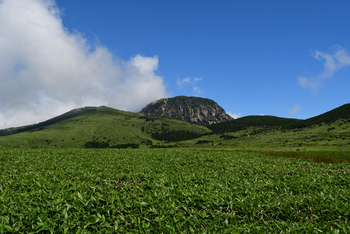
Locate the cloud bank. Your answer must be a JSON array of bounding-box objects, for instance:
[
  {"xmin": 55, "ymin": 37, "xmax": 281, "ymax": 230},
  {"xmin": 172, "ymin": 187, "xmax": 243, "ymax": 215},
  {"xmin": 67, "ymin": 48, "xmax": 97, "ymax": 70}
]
[
  {"xmin": 298, "ymin": 47, "xmax": 350, "ymax": 92},
  {"xmin": 0, "ymin": 0, "xmax": 168, "ymax": 129}
]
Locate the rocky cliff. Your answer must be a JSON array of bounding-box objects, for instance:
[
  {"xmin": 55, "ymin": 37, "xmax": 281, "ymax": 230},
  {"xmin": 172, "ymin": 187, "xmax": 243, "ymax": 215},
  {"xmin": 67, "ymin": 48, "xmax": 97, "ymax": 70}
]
[{"xmin": 140, "ymin": 96, "xmax": 233, "ymax": 125}]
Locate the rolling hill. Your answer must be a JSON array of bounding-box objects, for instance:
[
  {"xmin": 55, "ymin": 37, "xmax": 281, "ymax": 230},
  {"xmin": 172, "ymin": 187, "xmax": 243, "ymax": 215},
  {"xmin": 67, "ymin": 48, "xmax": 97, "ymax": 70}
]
[
  {"xmin": 0, "ymin": 106, "xmax": 98, "ymax": 136},
  {"xmin": 207, "ymin": 115, "xmax": 302, "ymax": 133},
  {"xmin": 208, "ymin": 103, "xmax": 350, "ymax": 133},
  {"xmin": 0, "ymin": 106, "xmax": 211, "ymax": 148},
  {"xmin": 285, "ymin": 103, "xmax": 350, "ymax": 129}
]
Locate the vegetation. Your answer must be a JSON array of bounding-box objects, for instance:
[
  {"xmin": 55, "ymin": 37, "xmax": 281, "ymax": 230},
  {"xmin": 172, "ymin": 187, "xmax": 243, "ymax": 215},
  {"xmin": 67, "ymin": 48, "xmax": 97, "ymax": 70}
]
[
  {"xmin": 0, "ymin": 106, "xmax": 210, "ymax": 149},
  {"xmin": 84, "ymin": 141, "xmax": 140, "ymax": 149},
  {"xmin": 151, "ymin": 130, "xmax": 203, "ymax": 142},
  {"xmin": 1, "ymin": 102, "xmax": 350, "ymax": 232},
  {"xmin": 187, "ymin": 117, "xmax": 350, "ymax": 163},
  {"xmin": 165, "ymin": 96, "xmax": 216, "ymax": 106},
  {"xmin": 1, "ymin": 103, "xmax": 350, "ymax": 164},
  {"xmin": 302, "ymin": 103, "xmax": 350, "ymax": 126},
  {"xmin": 0, "ymin": 106, "xmax": 98, "ymax": 136},
  {"xmin": 207, "ymin": 115, "xmax": 302, "ymax": 133},
  {"xmin": 208, "ymin": 103, "xmax": 350, "ymax": 133},
  {"xmin": 1, "ymin": 149, "xmax": 349, "ymax": 233}
]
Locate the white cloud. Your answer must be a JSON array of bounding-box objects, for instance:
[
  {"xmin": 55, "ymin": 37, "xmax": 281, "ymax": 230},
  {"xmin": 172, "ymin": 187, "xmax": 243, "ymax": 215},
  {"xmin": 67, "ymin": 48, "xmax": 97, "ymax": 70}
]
[
  {"xmin": 177, "ymin": 77, "xmax": 191, "ymax": 86},
  {"xmin": 177, "ymin": 76, "xmax": 204, "ymax": 96},
  {"xmin": 228, "ymin": 112, "xmax": 241, "ymax": 119},
  {"xmin": 0, "ymin": 0, "xmax": 168, "ymax": 129},
  {"xmin": 298, "ymin": 46, "xmax": 350, "ymax": 92},
  {"xmin": 192, "ymin": 86, "xmax": 204, "ymax": 96},
  {"xmin": 289, "ymin": 104, "xmax": 301, "ymax": 115},
  {"xmin": 177, "ymin": 76, "xmax": 203, "ymax": 87}
]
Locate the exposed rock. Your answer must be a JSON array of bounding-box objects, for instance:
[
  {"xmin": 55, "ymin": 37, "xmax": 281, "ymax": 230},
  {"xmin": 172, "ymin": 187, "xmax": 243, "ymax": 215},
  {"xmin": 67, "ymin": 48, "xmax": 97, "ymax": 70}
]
[{"xmin": 140, "ymin": 96, "xmax": 233, "ymax": 125}]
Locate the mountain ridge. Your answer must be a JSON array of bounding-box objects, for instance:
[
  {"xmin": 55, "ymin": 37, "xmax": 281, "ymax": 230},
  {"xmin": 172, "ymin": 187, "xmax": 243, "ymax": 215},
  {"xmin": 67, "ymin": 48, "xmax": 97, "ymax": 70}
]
[
  {"xmin": 0, "ymin": 98, "xmax": 350, "ymax": 149},
  {"xmin": 1, "ymin": 96, "xmax": 350, "ymax": 137},
  {"xmin": 208, "ymin": 103, "xmax": 350, "ymax": 133}
]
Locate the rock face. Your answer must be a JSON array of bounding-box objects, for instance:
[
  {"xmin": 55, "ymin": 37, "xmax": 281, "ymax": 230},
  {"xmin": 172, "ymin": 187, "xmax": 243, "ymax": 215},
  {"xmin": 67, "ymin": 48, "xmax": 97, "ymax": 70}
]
[{"xmin": 140, "ymin": 96, "xmax": 233, "ymax": 125}]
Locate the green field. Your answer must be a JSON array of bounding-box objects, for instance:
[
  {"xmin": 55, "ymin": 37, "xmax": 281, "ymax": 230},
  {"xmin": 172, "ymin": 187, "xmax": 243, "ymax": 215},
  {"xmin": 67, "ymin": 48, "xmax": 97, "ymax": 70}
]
[
  {"xmin": 1, "ymin": 104, "xmax": 350, "ymax": 232},
  {"xmin": 1, "ymin": 149, "xmax": 349, "ymax": 233}
]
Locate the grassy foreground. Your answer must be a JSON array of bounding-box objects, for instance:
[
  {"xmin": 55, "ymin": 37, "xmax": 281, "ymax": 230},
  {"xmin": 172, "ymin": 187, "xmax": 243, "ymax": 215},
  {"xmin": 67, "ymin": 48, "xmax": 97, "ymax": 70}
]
[{"xmin": 0, "ymin": 149, "xmax": 349, "ymax": 233}]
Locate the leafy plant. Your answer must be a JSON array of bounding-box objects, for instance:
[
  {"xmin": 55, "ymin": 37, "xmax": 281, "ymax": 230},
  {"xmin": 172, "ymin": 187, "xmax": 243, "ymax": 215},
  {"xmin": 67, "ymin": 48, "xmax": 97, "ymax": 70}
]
[{"xmin": 0, "ymin": 149, "xmax": 349, "ymax": 232}]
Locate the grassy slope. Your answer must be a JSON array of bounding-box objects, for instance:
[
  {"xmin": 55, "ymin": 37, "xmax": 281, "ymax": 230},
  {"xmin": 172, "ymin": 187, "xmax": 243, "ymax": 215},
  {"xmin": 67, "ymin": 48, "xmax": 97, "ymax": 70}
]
[
  {"xmin": 0, "ymin": 106, "xmax": 99, "ymax": 136},
  {"xmin": 0, "ymin": 106, "xmax": 211, "ymax": 148},
  {"xmin": 185, "ymin": 118, "xmax": 350, "ymax": 163},
  {"xmin": 207, "ymin": 115, "xmax": 302, "ymax": 133},
  {"xmin": 183, "ymin": 103, "xmax": 349, "ymax": 162},
  {"xmin": 208, "ymin": 103, "xmax": 350, "ymax": 133}
]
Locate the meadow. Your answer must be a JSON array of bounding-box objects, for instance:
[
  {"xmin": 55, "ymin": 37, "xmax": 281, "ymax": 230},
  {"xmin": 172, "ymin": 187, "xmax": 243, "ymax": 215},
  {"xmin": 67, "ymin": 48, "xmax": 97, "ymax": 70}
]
[{"xmin": 0, "ymin": 148, "xmax": 349, "ymax": 233}]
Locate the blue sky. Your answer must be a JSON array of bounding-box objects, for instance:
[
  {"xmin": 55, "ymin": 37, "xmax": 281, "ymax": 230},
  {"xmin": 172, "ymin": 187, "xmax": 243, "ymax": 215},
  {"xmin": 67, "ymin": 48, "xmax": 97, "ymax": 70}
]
[
  {"xmin": 1, "ymin": 0, "xmax": 350, "ymax": 128},
  {"xmin": 58, "ymin": 0, "xmax": 350, "ymax": 118}
]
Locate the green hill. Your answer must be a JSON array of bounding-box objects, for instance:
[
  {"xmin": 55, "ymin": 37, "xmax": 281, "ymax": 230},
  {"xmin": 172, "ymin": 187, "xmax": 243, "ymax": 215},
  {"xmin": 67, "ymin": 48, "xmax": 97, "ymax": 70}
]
[
  {"xmin": 0, "ymin": 106, "xmax": 99, "ymax": 136},
  {"xmin": 208, "ymin": 103, "xmax": 350, "ymax": 133},
  {"xmin": 208, "ymin": 115, "xmax": 302, "ymax": 133},
  {"xmin": 0, "ymin": 106, "xmax": 211, "ymax": 148},
  {"xmin": 284, "ymin": 103, "xmax": 350, "ymax": 129}
]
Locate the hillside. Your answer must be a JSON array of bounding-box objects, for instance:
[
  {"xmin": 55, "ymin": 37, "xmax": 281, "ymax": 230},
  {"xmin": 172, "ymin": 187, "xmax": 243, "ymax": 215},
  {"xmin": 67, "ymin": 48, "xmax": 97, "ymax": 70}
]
[
  {"xmin": 1, "ymin": 101, "xmax": 350, "ymax": 151},
  {"xmin": 0, "ymin": 106, "xmax": 99, "ymax": 136},
  {"xmin": 208, "ymin": 115, "xmax": 302, "ymax": 133},
  {"xmin": 208, "ymin": 103, "xmax": 350, "ymax": 133},
  {"xmin": 0, "ymin": 106, "xmax": 211, "ymax": 148},
  {"xmin": 140, "ymin": 96, "xmax": 233, "ymax": 125},
  {"xmin": 283, "ymin": 103, "xmax": 350, "ymax": 129}
]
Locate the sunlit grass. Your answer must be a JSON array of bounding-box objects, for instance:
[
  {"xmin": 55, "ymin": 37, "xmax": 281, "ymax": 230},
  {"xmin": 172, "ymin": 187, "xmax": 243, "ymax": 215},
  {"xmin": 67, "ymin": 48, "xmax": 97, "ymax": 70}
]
[{"xmin": 1, "ymin": 149, "xmax": 349, "ymax": 233}]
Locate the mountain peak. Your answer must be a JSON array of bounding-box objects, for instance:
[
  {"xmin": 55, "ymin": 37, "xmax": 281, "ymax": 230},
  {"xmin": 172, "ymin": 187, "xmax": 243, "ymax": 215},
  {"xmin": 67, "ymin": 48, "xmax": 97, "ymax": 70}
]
[{"xmin": 140, "ymin": 96, "xmax": 233, "ymax": 125}]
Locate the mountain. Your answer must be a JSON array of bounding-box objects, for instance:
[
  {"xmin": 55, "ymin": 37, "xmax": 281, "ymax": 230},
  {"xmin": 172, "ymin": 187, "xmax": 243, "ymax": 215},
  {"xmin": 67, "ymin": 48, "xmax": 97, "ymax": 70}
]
[
  {"xmin": 0, "ymin": 106, "xmax": 98, "ymax": 136},
  {"xmin": 140, "ymin": 96, "xmax": 233, "ymax": 125},
  {"xmin": 0, "ymin": 106, "xmax": 211, "ymax": 148},
  {"xmin": 1, "ymin": 99, "xmax": 350, "ymax": 149}
]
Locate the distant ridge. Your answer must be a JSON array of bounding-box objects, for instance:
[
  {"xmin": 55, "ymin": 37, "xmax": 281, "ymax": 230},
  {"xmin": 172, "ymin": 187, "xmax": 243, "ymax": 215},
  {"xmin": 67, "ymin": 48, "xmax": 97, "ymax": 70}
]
[
  {"xmin": 1, "ymin": 98, "xmax": 349, "ymax": 138},
  {"xmin": 140, "ymin": 96, "xmax": 233, "ymax": 125},
  {"xmin": 302, "ymin": 103, "xmax": 350, "ymax": 125},
  {"xmin": 281, "ymin": 103, "xmax": 350, "ymax": 129},
  {"xmin": 208, "ymin": 103, "xmax": 350, "ymax": 133},
  {"xmin": 208, "ymin": 115, "xmax": 301, "ymax": 133}
]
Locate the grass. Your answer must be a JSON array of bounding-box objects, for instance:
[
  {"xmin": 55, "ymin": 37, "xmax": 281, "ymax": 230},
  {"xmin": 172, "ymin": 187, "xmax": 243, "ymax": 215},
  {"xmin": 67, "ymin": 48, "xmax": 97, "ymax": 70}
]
[
  {"xmin": 1, "ymin": 148, "xmax": 349, "ymax": 233},
  {"xmin": 0, "ymin": 108, "xmax": 210, "ymax": 149},
  {"xmin": 182, "ymin": 118, "xmax": 350, "ymax": 163}
]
